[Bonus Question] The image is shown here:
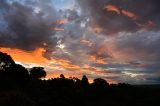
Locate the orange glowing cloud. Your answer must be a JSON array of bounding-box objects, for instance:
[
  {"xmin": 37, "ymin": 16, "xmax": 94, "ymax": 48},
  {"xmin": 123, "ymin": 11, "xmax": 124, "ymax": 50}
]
[
  {"xmin": 50, "ymin": 58, "xmax": 81, "ymax": 70},
  {"xmin": 90, "ymin": 55, "xmax": 107, "ymax": 64},
  {"xmin": 83, "ymin": 64, "xmax": 91, "ymax": 69},
  {"xmin": 89, "ymin": 27, "xmax": 103, "ymax": 33},
  {"xmin": 60, "ymin": 61, "xmax": 80, "ymax": 69},
  {"xmin": 0, "ymin": 47, "xmax": 48, "ymax": 64},
  {"xmin": 56, "ymin": 19, "xmax": 68, "ymax": 25},
  {"xmin": 104, "ymin": 4, "xmax": 121, "ymax": 14},
  {"xmin": 80, "ymin": 39, "xmax": 93, "ymax": 47},
  {"xmin": 105, "ymin": 4, "xmax": 137, "ymax": 20},
  {"xmin": 54, "ymin": 28, "xmax": 65, "ymax": 31},
  {"xmin": 121, "ymin": 10, "xmax": 137, "ymax": 20},
  {"xmin": 54, "ymin": 20, "xmax": 67, "ymax": 31}
]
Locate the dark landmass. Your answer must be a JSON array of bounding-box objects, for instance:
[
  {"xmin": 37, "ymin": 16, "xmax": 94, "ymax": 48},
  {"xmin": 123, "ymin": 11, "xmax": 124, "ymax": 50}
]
[{"xmin": 0, "ymin": 52, "xmax": 159, "ymax": 106}]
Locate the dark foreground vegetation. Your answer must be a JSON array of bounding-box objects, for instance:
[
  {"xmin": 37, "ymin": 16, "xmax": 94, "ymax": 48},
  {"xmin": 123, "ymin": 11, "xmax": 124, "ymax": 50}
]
[{"xmin": 0, "ymin": 52, "xmax": 159, "ymax": 106}]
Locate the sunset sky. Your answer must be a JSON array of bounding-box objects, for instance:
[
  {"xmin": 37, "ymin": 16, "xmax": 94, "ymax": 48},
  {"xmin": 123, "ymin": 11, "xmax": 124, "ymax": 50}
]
[{"xmin": 0, "ymin": 0, "xmax": 160, "ymax": 84}]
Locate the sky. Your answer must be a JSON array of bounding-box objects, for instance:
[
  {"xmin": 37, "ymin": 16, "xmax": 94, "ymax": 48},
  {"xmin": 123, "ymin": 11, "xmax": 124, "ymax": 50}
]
[{"xmin": 0, "ymin": 0, "xmax": 160, "ymax": 84}]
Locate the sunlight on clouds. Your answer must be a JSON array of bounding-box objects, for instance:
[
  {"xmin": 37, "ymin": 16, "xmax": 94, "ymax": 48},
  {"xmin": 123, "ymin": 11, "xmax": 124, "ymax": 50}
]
[
  {"xmin": 122, "ymin": 71, "xmax": 144, "ymax": 78},
  {"xmin": 80, "ymin": 39, "xmax": 93, "ymax": 47},
  {"xmin": 49, "ymin": 58, "xmax": 81, "ymax": 70},
  {"xmin": 56, "ymin": 19, "xmax": 68, "ymax": 25},
  {"xmin": 90, "ymin": 55, "xmax": 107, "ymax": 64},
  {"xmin": 104, "ymin": 4, "xmax": 121, "ymax": 14},
  {"xmin": 0, "ymin": 48, "xmax": 48, "ymax": 64},
  {"xmin": 104, "ymin": 4, "xmax": 137, "ymax": 20},
  {"xmin": 89, "ymin": 27, "xmax": 103, "ymax": 34},
  {"xmin": 54, "ymin": 28, "xmax": 65, "ymax": 31}
]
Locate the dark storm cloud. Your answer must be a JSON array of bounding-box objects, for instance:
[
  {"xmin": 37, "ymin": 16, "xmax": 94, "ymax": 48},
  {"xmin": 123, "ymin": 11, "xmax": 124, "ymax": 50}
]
[
  {"xmin": 116, "ymin": 31, "xmax": 160, "ymax": 60},
  {"xmin": 61, "ymin": 9, "xmax": 80, "ymax": 22},
  {"xmin": 77, "ymin": 0, "xmax": 160, "ymax": 34},
  {"xmin": 0, "ymin": 0, "xmax": 59, "ymax": 59}
]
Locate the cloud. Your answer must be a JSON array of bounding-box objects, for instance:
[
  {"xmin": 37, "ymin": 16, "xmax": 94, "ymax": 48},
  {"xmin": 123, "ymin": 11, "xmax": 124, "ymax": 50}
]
[
  {"xmin": 0, "ymin": 0, "xmax": 160, "ymax": 84},
  {"xmin": 0, "ymin": 0, "xmax": 59, "ymax": 59},
  {"xmin": 76, "ymin": 0, "xmax": 160, "ymax": 34},
  {"xmin": 115, "ymin": 31, "xmax": 160, "ymax": 61}
]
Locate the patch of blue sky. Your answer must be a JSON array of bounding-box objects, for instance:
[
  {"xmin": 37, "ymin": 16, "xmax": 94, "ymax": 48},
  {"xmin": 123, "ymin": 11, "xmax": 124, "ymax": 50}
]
[
  {"xmin": 6, "ymin": 0, "xmax": 25, "ymax": 4},
  {"xmin": 52, "ymin": 0, "xmax": 75, "ymax": 10}
]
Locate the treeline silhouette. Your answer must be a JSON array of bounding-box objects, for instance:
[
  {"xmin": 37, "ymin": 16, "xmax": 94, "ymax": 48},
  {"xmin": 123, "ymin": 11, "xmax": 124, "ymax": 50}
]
[{"xmin": 0, "ymin": 52, "xmax": 159, "ymax": 106}]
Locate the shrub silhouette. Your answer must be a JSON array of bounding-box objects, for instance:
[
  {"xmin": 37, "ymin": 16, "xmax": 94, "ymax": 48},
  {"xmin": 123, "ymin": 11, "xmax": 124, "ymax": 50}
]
[{"xmin": 30, "ymin": 67, "xmax": 46, "ymax": 79}]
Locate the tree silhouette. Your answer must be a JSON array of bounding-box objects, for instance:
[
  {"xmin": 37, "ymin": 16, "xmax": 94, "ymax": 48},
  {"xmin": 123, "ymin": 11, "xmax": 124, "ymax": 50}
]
[
  {"xmin": 92, "ymin": 78, "xmax": 109, "ymax": 87},
  {"xmin": 81, "ymin": 75, "xmax": 89, "ymax": 86},
  {"xmin": 5, "ymin": 64, "xmax": 29, "ymax": 80},
  {"xmin": 60, "ymin": 74, "xmax": 65, "ymax": 79},
  {"xmin": 30, "ymin": 67, "xmax": 46, "ymax": 79},
  {"xmin": 0, "ymin": 52, "xmax": 29, "ymax": 87},
  {"xmin": 0, "ymin": 52, "xmax": 15, "ymax": 71}
]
